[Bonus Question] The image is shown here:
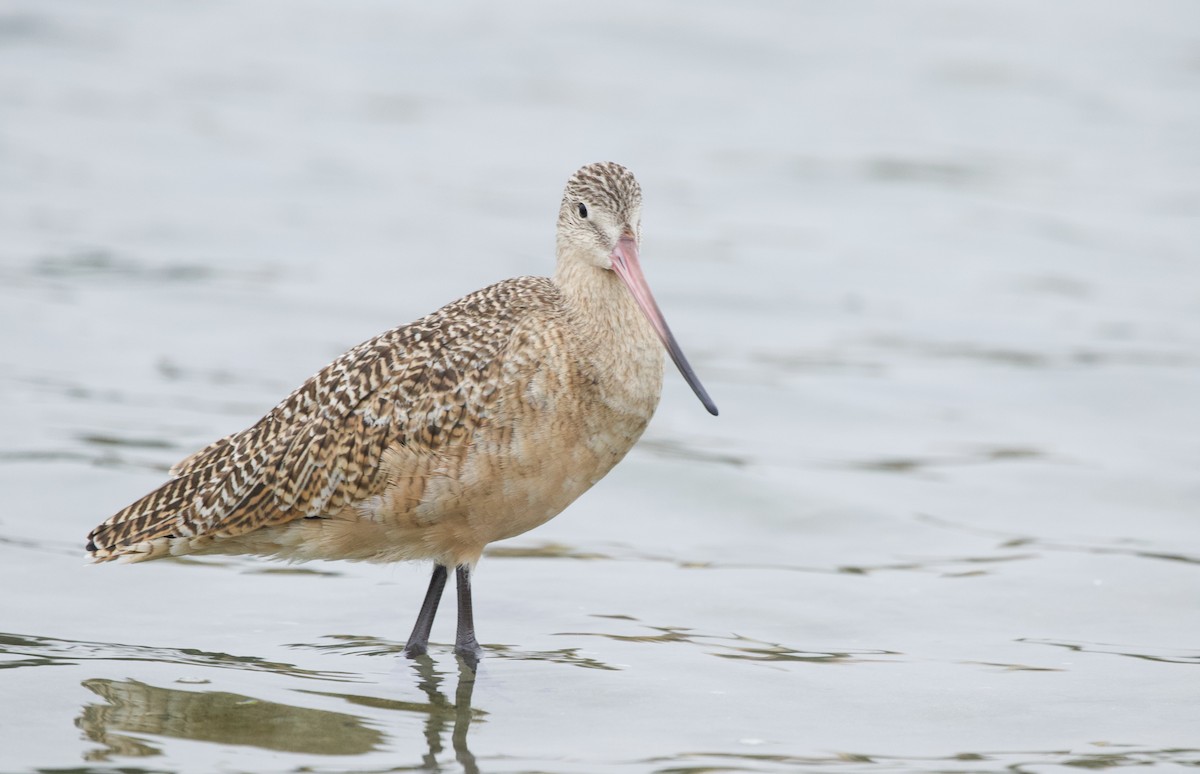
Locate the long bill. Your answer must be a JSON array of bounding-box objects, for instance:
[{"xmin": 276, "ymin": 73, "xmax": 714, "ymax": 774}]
[{"xmin": 610, "ymin": 235, "xmax": 719, "ymax": 416}]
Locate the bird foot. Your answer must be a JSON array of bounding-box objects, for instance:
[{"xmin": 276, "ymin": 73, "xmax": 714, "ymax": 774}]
[{"xmin": 455, "ymin": 638, "xmax": 483, "ymax": 669}]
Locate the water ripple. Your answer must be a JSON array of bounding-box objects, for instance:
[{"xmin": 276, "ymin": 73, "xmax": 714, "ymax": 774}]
[
  {"xmin": 560, "ymin": 620, "xmax": 901, "ymax": 667},
  {"xmin": 639, "ymin": 746, "xmax": 1200, "ymax": 773},
  {"xmin": 0, "ymin": 632, "xmax": 354, "ymax": 681},
  {"xmin": 1020, "ymin": 638, "xmax": 1200, "ymax": 666},
  {"xmin": 288, "ymin": 634, "xmax": 621, "ymax": 671}
]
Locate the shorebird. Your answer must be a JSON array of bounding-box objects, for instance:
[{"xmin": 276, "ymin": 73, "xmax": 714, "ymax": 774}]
[{"xmin": 87, "ymin": 162, "xmax": 717, "ymax": 661}]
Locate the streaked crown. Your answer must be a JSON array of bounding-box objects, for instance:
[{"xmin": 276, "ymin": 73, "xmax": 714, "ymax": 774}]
[{"xmin": 559, "ymin": 162, "xmax": 642, "ymax": 227}]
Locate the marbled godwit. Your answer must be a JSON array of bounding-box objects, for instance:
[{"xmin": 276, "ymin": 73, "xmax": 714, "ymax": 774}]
[{"xmin": 86, "ymin": 162, "xmax": 717, "ymax": 660}]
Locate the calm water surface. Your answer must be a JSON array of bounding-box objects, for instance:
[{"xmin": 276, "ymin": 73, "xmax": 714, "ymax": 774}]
[{"xmin": 2, "ymin": 1, "xmax": 1199, "ymax": 772}]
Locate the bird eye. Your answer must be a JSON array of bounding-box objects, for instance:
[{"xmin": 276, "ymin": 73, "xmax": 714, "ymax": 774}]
[{"xmin": 577, "ymin": 202, "xmax": 588, "ymax": 218}]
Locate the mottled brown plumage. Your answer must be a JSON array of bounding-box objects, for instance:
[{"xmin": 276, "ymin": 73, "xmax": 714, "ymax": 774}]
[{"xmin": 86, "ymin": 162, "xmax": 716, "ymax": 659}]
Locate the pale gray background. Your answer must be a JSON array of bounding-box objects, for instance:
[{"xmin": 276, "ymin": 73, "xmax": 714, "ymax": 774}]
[{"xmin": 1, "ymin": 2, "xmax": 1198, "ymax": 772}]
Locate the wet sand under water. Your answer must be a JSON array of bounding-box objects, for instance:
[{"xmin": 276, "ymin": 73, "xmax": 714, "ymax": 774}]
[{"xmin": 1, "ymin": 1, "xmax": 1199, "ymax": 772}]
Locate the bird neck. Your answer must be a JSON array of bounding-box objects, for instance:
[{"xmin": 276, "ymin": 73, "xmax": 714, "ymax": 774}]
[
  {"xmin": 553, "ymin": 251, "xmax": 664, "ymax": 378},
  {"xmin": 553, "ymin": 248, "xmax": 665, "ymax": 430},
  {"xmin": 554, "ymin": 253, "xmax": 651, "ymax": 344}
]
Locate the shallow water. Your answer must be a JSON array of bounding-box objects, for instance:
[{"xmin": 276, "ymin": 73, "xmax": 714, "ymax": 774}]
[{"xmin": 2, "ymin": 1, "xmax": 1199, "ymax": 772}]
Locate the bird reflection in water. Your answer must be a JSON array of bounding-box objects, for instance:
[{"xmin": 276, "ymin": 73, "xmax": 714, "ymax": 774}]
[
  {"xmin": 75, "ymin": 655, "xmax": 482, "ymax": 771},
  {"xmin": 411, "ymin": 655, "xmax": 482, "ymax": 773}
]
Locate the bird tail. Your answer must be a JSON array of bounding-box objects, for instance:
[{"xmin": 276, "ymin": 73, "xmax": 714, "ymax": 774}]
[{"xmin": 86, "ymin": 469, "xmax": 210, "ymax": 563}]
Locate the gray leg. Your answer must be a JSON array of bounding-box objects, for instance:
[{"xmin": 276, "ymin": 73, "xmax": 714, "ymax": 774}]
[
  {"xmin": 404, "ymin": 564, "xmax": 448, "ymax": 658},
  {"xmin": 455, "ymin": 565, "xmax": 483, "ymax": 663}
]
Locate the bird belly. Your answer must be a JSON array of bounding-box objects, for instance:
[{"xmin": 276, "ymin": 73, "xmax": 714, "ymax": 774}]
[{"xmin": 380, "ymin": 406, "xmax": 646, "ymax": 566}]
